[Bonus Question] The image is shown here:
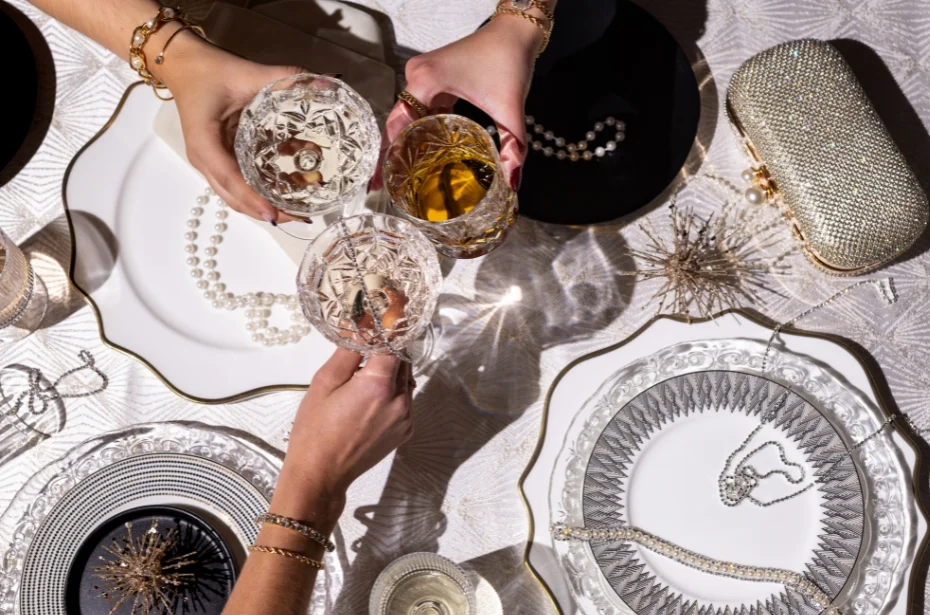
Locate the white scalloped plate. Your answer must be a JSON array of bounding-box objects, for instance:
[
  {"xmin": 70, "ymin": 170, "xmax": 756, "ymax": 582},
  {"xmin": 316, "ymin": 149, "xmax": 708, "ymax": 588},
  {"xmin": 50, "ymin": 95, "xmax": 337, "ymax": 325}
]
[
  {"xmin": 523, "ymin": 312, "xmax": 926, "ymax": 615},
  {"xmin": 63, "ymin": 83, "xmax": 336, "ymax": 402}
]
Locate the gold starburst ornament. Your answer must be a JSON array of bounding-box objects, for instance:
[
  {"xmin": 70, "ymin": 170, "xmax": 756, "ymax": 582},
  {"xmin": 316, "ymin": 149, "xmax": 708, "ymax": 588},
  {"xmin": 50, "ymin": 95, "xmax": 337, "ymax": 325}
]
[
  {"xmin": 92, "ymin": 520, "xmax": 198, "ymax": 615},
  {"xmin": 623, "ymin": 176, "xmax": 789, "ymax": 320}
]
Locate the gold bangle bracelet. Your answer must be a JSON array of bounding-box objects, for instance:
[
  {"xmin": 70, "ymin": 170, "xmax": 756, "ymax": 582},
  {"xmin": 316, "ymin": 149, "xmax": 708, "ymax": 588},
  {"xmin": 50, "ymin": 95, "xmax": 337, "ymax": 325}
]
[
  {"xmin": 492, "ymin": 4, "xmax": 553, "ymax": 56},
  {"xmin": 248, "ymin": 545, "xmax": 325, "ymax": 570}
]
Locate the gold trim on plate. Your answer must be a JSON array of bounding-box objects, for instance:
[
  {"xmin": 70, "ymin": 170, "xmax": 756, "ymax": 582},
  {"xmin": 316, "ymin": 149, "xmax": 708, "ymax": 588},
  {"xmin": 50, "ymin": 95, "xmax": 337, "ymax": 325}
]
[
  {"xmin": 519, "ymin": 307, "xmax": 930, "ymax": 614},
  {"xmin": 60, "ymin": 82, "xmax": 308, "ymax": 404}
]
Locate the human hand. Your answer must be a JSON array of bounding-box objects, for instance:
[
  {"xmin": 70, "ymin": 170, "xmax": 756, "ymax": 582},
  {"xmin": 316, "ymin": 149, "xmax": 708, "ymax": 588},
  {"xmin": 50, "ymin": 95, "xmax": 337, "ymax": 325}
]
[
  {"xmin": 271, "ymin": 349, "xmax": 414, "ymax": 524},
  {"xmin": 373, "ymin": 17, "xmax": 545, "ymax": 192},
  {"xmin": 156, "ymin": 30, "xmax": 304, "ymax": 223}
]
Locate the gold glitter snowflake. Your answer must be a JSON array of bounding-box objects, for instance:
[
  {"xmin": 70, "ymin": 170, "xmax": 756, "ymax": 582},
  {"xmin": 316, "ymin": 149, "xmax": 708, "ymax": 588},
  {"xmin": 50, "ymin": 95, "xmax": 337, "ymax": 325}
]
[
  {"xmin": 625, "ymin": 202, "xmax": 786, "ymax": 321},
  {"xmin": 93, "ymin": 520, "xmax": 198, "ymax": 615}
]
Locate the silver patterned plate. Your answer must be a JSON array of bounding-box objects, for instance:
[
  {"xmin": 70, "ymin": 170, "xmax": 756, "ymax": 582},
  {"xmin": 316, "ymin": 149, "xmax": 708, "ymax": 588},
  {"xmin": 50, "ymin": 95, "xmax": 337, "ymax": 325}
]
[
  {"xmin": 543, "ymin": 337, "xmax": 916, "ymax": 615},
  {"xmin": 0, "ymin": 422, "xmax": 343, "ymax": 615}
]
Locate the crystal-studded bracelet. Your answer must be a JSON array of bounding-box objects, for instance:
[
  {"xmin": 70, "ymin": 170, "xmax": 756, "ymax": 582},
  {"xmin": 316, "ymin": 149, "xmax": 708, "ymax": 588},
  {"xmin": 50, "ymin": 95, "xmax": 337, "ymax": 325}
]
[
  {"xmin": 128, "ymin": 6, "xmax": 194, "ymax": 100},
  {"xmin": 255, "ymin": 513, "xmax": 336, "ymax": 552}
]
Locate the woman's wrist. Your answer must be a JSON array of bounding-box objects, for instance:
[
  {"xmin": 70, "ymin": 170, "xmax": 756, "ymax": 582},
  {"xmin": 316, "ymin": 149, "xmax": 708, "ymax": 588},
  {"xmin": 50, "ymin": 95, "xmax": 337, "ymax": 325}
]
[
  {"xmin": 144, "ymin": 23, "xmax": 216, "ymax": 93},
  {"xmin": 486, "ymin": 7, "xmax": 547, "ymax": 57},
  {"xmin": 269, "ymin": 464, "xmax": 347, "ymax": 534}
]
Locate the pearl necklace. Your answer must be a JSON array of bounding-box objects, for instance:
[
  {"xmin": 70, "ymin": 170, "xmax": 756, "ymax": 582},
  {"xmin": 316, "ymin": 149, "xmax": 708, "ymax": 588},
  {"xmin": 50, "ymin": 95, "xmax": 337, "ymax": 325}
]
[
  {"xmin": 528, "ymin": 115, "xmax": 628, "ymax": 161},
  {"xmin": 184, "ymin": 187, "xmax": 312, "ymax": 347},
  {"xmin": 551, "ymin": 522, "xmax": 838, "ymax": 614}
]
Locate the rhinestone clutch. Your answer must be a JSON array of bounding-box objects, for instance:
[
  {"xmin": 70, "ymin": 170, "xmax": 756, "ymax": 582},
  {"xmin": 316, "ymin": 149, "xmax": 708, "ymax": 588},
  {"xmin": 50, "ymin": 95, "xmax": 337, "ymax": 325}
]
[{"xmin": 727, "ymin": 39, "xmax": 928, "ymax": 275}]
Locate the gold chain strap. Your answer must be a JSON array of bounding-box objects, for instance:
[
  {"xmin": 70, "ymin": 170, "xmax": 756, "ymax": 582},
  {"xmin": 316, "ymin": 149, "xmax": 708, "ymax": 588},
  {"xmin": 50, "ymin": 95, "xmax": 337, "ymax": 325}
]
[{"xmin": 492, "ymin": 0, "xmax": 554, "ymax": 56}]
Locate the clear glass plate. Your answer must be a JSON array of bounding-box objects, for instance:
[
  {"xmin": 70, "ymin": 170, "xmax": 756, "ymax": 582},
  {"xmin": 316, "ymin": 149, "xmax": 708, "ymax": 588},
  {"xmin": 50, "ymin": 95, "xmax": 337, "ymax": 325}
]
[
  {"xmin": 0, "ymin": 422, "xmax": 343, "ymax": 615},
  {"xmin": 547, "ymin": 338, "xmax": 916, "ymax": 615}
]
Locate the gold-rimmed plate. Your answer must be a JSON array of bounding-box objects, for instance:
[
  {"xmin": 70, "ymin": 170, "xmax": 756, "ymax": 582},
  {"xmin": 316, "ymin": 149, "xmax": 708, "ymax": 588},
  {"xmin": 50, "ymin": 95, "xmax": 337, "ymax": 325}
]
[
  {"xmin": 62, "ymin": 83, "xmax": 334, "ymax": 402},
  {"xmin": 520, "ymin": 310, "xmax": 930, "ymax": 615}
]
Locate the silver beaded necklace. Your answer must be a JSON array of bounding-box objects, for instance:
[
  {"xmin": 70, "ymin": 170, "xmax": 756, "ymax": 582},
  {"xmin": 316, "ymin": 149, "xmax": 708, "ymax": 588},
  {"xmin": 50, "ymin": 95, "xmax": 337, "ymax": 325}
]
[
  {"xmin": 717, "ymin": 389, "xmax": 814, "ymax": 508},
  {"xmin": 718, "ymin": 278, "xmax": 899, "ymax": 508}
]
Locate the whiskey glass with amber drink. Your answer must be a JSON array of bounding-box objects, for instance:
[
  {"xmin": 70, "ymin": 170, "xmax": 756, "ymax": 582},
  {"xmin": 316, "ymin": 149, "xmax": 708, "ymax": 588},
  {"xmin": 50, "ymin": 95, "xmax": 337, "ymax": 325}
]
[
  {"xmin": 297, "ymin": 214, "xmax": 441, "ymax": 355},
  {"xmin": 382, "ymin": 115, "xmax": 517, "ymax": 259}
]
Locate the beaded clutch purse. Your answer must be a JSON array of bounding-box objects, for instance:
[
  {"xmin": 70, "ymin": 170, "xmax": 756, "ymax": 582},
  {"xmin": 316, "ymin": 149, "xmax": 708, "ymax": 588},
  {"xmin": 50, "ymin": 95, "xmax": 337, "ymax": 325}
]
[{"xmin": 727, "ymin": 39, "xmax": 928, "ymax": 275}]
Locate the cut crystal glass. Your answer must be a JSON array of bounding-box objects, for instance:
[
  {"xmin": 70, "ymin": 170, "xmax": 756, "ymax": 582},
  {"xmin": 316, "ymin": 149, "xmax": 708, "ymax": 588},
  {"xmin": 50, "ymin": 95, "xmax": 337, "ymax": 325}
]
[{"xmin": 235, "ymin": 74, "xmax": 381, "ymax": 217}]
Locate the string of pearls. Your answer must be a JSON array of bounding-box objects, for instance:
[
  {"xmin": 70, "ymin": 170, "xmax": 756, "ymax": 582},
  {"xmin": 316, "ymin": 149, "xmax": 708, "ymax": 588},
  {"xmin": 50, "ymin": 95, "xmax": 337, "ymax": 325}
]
[
  {"xmin": 487, "ymin": 115, "xmax": 626, "ymax": 161},
  {"xmin": 185, "ymin": 187, "xmax": 312, "ymax": 347}
]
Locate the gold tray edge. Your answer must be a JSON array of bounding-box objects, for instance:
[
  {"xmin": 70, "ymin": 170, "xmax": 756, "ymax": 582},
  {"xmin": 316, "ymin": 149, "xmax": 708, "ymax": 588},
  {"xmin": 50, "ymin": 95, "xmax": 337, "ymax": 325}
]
[
  {"xmin": 60, "ymin": 81, "xmax": 308, "ymax": 405},
  {"xmin": 518, "ymin": 306, "xmax": 930, "ymax": 614}
]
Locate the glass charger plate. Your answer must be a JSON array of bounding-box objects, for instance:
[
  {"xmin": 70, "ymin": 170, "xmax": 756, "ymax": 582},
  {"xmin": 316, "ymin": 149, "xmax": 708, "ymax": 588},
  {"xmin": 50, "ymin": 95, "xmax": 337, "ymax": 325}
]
[
  {"xmin": 0, "ymin": 422, "xmax": 343, "ymax": 615},
  {"xmin": 521, "ymin": 312, "xmax": 926, "ymax": 615},
  {"xmin": 62, "ymin": 82, "xmax": 337, "ymax": 402}
]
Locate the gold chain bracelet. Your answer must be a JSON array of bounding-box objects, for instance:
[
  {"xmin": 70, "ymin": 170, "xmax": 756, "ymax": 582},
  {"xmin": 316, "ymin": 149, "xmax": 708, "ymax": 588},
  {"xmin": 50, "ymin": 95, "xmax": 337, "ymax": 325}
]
[
  {"xmin": 255, "ymin": 513, "xmax": 336, "ymax": 552},
  {"xmin": 492, "ymin": 0, "xmax": 554, "ymax": 56},
  {"xmin": 248, "ymin": 545, "xmax": 325, "ymax": 570},
  {"xmin": 129, "ymin": 6, "xmax": 196, "ymax": 100}
]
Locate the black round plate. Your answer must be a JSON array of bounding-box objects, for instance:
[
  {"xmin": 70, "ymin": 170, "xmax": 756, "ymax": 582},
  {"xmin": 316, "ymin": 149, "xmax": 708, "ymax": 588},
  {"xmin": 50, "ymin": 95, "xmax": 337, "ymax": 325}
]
[
  {"xmin": 455, "ymin": 0, "xmax": 700, "ymax": 225},
  {"xmin": 0, "ymin": 3, "xmax": 39, "ymax": 179},
  {"xmin": 66, "ymin": 506, "xmax": 237, "ymax": 615}
]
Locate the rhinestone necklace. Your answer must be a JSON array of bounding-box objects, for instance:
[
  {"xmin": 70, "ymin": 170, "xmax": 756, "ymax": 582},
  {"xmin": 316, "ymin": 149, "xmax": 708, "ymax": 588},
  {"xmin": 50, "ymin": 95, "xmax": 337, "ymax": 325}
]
[
  {"xmin": 486, "ymin": 116, "xmax": 626, "ymax": 162},
  {"xmin": 184, "ymin": 186, "xmax": 312, "ymax": 347},
  {"xmin": 551, "ymin": 522, "xmax": 839, "ymax": 615}
]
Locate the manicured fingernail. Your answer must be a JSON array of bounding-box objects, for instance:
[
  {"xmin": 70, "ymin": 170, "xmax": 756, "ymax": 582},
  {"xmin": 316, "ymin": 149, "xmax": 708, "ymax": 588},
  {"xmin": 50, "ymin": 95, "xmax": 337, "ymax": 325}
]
[
  {"xmin": 304, "ymin": 218, "xmax": 314, "ymax": 224},
  {"xmin": 516, "ymin": 137, "xmax": 527, "ymax": 155},
  {"xmin": 510, "ymin": 167, "xmax": 522, "ymax": 191},
  {"xmin": 325, "ymin": 73, "xmax": 343, "ymax": 79},
  {"xmin": 262, "ymin": 212, "xmax": 277, "ymax": 226}
]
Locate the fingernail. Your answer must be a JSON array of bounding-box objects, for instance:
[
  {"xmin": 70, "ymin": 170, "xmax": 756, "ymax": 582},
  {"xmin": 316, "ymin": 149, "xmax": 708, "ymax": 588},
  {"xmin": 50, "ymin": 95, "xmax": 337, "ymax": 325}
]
[
  {"xmin": 262, "ymin": 212, "xmax": 277, "ymax": 226},
  {"xmin": 304, "ymin": 218, "xmax": 314, "ymax": 224},
  {"xmin": 510, "ymin": 167, "xmax": 522, "ymax": 191},
  {"xmin": 516, "ymin": 137, "xmax": 527, "ymax": 155},
  {"xmin": 325, "ymin": 73, "xmax": 343, "ymax": 79}
]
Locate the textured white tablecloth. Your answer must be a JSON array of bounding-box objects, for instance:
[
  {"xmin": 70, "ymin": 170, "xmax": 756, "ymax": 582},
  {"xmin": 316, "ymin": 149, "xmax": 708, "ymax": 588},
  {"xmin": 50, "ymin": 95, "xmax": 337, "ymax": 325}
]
[{"xmin": 1, "ymin": 0, "xmax": 929, "ymax": 612}]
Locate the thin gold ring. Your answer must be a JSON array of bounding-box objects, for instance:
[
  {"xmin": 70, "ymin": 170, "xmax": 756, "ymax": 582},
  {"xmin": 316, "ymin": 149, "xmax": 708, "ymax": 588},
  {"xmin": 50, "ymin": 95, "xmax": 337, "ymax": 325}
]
[{"xmin": 397, "ymin": 90, "xmax": 428, "ymax": 118}]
